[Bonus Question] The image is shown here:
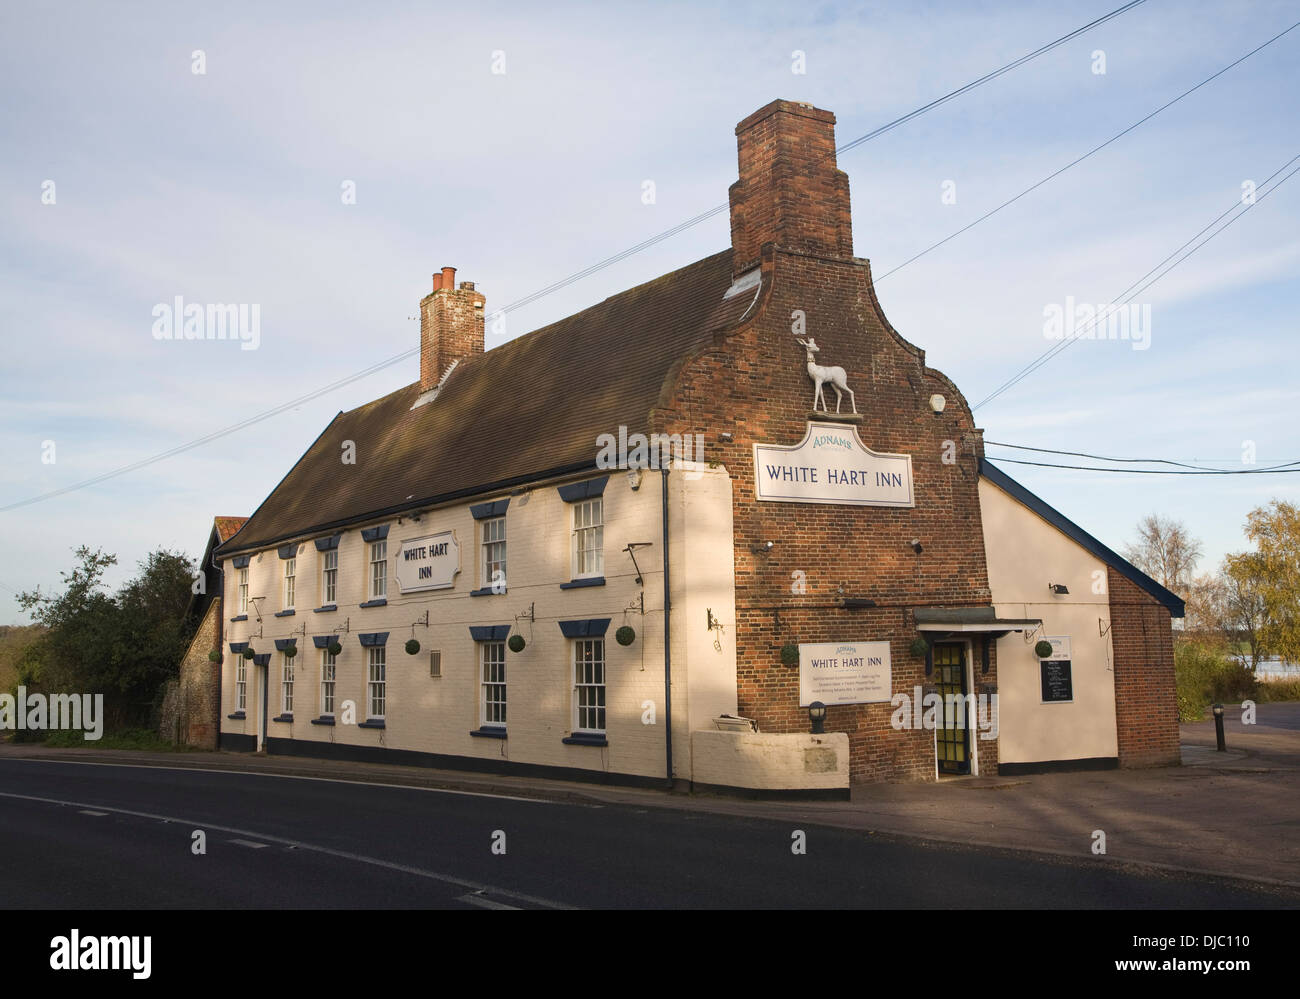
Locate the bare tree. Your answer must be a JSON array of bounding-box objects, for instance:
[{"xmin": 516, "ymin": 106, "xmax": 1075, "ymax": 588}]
[
  {"xmin": 1183, "ymin": 571, "xmax": 1226, "ymax": 636},
  {"xmin": 1221, "ymin": 558, "xmax": 1267, "ymax": 669},
  {"xmin": 1122, "ymin": 514, "xmax": 1203, "ymax": 596}
]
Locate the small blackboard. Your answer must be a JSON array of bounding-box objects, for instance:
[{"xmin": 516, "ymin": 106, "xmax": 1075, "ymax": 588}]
[{"xmin": 1040, "ymin": 660, "xmax": 1073, "ymax": 703}]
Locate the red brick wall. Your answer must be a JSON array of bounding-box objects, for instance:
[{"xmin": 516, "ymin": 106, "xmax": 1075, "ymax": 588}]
[
  {"xmin": 1108, "ymin": 567, "xmax": 1180, "ymax": 767},
  {"xmin": 654, "ymin": 244, "xmax": 995, "ymax": 781},
  {"xmin": 728, "ymin": 100, "xmax": 853, "ymax": 274},
  {"xmin": 420, "ymin": 279, "xmax": 485, "ymax": 390},
  {"xmin": 653, "ymin": 100, "xmax": 1000, "ymax": 782}
]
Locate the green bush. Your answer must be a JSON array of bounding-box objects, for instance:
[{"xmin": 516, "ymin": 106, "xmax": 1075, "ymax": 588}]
[
  {"xmin": 41, "ymin": 726, "xmax": 184, "ymax": 751},
  {"xmin": 1175, "ymin": 640, "xmax": 1259, "ymax": 721},
  {"xmin": 1257, "ymin": 679, "xmax": 1300, "ymax": 703}
]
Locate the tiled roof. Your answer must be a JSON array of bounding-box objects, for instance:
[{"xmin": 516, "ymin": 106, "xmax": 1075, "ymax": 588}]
[
  {"xmin": 216, "ymin": 250, "xmax": 754, "ymax": 556},
  {"xmin": 214, "ymin": 516, "xmax": 250, "ymax": 544}
]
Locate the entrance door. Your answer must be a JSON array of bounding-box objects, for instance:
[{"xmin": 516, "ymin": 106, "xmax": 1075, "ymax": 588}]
[{"xmin": 933, "ymin": 643, "xmax": 971, "ymax": 776}]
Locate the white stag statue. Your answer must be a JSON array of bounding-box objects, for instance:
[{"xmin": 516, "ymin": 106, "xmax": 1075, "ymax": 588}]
[{"xmin": 796, "ymin": 338, "xmax": 856, "ymax": 414}]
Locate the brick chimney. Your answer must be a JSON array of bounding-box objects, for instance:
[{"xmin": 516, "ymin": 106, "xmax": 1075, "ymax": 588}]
[
  {"xmin": 728, "ymin": 100, "xmax": 853, "ymax": 274},
  {"xmin": 419, "ymin": 267, "xmax": 485, "ymax": 390}
]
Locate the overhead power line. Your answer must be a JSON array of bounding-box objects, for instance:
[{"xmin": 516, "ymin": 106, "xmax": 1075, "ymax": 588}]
[
  {"xmin": 1, "ymin": 3, "xmax": 1150, "ymax": 514},
  {"xmin": 875, "ymin": 19, "xmax": 1300, "ymax": 284},
  {"xmin": 973, "ymin": 154, "xmax": 1300, "ymax": 410},
  {"xmin": 985, "ymin": 441, "xmax": 1300, "ymax": 473},
  {"xmin": 986, "ymin": 457, "xmax": 1300, "ymax": 475}
]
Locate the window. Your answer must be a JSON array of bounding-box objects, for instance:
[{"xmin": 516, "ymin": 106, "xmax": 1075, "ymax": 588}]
[
  {"xmin": 283, "ymin": 557, "xmax": 296, "ymax": 610},
  {"xmin": 573, "ymin": 497, "xmax": 603, "ymax": 577},
  {"xmin": 320, "ymin": 648, "xmax": 336, "ymax": 716},
  {"xmin": 482, "ymin": 517, "xmax": 506, "ymax": 591},
  {"xmin": 369, "ymin": 541, "xmax": 387, "ymax": 600},
  {"xmin": 367, "ymin": 647, "xmax": 386, "ymax": 719},
  {"xmin": 281, "ymin": 654, "xmax": 295, "ymax": 714},
  {"xmin": 322, "ymin": 550, "xmax": 337, "ymax": 605},
  {"xmin": 480, "ymin": 641, "xmax": 506, "ymax": 727},
  {"xmin": 236, "ymin": 657, "xmax": 247, "ymax": 711},
  {"xmin": 237, "ymin": 567, "xmax": 248, "ymax": 614},
  {"xmin": 429, "ymin": 650, "xmax": 442, "ymax": 678},
  {"xmin": 573, "ymin": 638, "xmax": 605, "ymax": 733}
]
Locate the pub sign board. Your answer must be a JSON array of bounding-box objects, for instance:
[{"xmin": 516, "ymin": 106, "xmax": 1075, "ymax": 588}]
[
  {"xmin": 1037, "ymin": 635, "xmax": 1073, "ymax": 703},
  {"xmin": 395, "ymin": 531, "xmax": 461, "ymax": 593},
  {"xmin": 799, "ymin": 641, "xmax": 892, "ymax": 706},
  {"xmin": 753, "ymin": 422, "xmax": 914, "ymax": 507}
]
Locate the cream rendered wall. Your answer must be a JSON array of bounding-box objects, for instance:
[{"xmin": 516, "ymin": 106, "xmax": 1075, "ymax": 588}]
[
  {"xmin": 220, "ymin": 463, "xmax": 738, "ymax": 782},
  {"xmin": 978, "ymin": 477, "xmax": 1118, "ymax": 764},
  {"xmin": 670, "ymin": 465, "xmax": 740, "ymax": 782}
]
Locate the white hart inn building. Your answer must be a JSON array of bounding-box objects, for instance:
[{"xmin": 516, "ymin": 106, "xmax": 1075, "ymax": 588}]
[{"xmin": 212, "ymin": 99, "xmax": 1183, "ymax": 796}]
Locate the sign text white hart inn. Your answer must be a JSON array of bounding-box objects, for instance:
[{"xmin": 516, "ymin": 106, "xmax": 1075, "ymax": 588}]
[{"xmin": 753, "ymin": 422, "xmax": 914, "ymax": 506}]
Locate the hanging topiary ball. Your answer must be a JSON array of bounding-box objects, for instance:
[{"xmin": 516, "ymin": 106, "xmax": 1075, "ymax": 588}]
[
  {"xmin": 780, "ymin": 642, "xmax": 799, "ymax": 666},
  {"xmin": 405, "ymin": 638, "xmax": 421, "ymax": 656},
  {"xmin": 283, "ymin": 645, "xmax": 297, "ymax": 658},
  {"xmin": 1035, "ymin": 640, "xmax": 1054, "ymax": 659},
  {"xmin": 242, "ymin": 647, "xmax": 255, "ymax": 660},
  {"xmin": 615, "ymin": 625, "xmax": 636, "ymax": 647},
  {"xmin": 909, "ymin": 637, "xmax": 929, "ymax": 659},
  {"xmin": 508, "ymin": 634, "xmax": 525, "ymax": 653},
  {"xmin": 327, "ymin": 641, "xmax": 343, "ymax": 657},
  {"xmin": 208, "ymin": 649, "xmax": 222, "ymax": 663}
]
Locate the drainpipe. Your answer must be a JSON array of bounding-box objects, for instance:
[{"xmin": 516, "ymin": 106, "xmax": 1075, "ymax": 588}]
[{"xmin": 661, "ymin": 467, "xmax": 673, "ymax": 788}]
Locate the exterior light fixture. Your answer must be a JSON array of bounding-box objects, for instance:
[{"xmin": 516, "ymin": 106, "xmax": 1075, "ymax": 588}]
[
  {"xmin": 910, "ymin": 539, "xmax": 923, "ymax": 554},
  {"xmin": 627, "ymin": 468, "xmax": 644, "ymax": 491},
  {"xmin": 929, "ymin": 394, "xmax": 946, "ymax": 414},
  {"xmin": 1050, "ymin": 583, "xmax": 1069, "ymax": 595},
  {"xmin": 750, "ymin": 540, "xmax": 776, "ymax": 554},
  {"xmin": 719, "ymin": 432, "xmax": 733, "ymax": 441},
  {"xmin": 808, "ymin": 701, "xmax": 827, "ymax": 734}
]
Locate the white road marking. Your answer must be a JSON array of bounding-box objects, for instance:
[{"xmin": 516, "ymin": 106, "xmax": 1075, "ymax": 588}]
[
  {"xmin": 458, "ymin": 893, "xmax": 521, "ymax": 910},
  {"xmin": 78, "ymin": 809, "xmax": 108, "ymax": 816},
  {"xmin": 0, "ymin": 790, "xmax": 574, "ymax": 910},
  {"xmin": 1, "ymin": 758, "xmax": 584, "ymax": 806},
  {"xmin": 229, "ymin": 838, "xmax": 270, "ymax": 849}
]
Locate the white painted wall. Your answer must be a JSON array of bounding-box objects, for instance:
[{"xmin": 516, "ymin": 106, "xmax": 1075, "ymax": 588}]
[
  {"xmin": 220, "ymin": 464, "xmax": 739, "ymax": 781},
  {"xmin": 978, "ymin": 477, "xmax": 1118, "ymax": 764}
]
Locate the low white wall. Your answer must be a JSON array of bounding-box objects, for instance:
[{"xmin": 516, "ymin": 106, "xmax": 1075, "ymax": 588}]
[{"xmin": 691, "ymin": 729, "xmax": 849, "ymax": 791}]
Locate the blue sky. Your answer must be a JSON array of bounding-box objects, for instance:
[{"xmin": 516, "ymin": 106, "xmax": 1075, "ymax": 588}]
[{"xmin": 2, "ymin": 0, "xmax": 1297, "ymax": 619}]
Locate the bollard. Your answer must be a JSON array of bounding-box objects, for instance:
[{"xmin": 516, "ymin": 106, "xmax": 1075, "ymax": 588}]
[{"xmin": 1212, "ymin": 702, "xmax": 1226, "ymax": 751}]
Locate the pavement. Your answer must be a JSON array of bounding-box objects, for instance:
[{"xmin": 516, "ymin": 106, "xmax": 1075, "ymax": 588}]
[{"xmin": 3, "ymin": 700, "xmax": 1298, "ymax": 890}]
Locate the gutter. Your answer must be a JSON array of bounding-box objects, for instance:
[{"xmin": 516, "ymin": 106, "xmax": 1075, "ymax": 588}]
[{"xmin": 661, "ymin": 466, "xmax": 673, "ymax": 788}]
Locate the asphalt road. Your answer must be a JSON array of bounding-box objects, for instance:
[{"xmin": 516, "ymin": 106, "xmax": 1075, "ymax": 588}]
[{"xmin": 1, "ymin": 758, "xmax": 1296, "ymax": 909}]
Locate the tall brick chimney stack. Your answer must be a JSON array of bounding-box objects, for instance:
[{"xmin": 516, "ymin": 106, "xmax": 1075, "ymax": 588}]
[
  {"xmin": 728, "ymin": 100, "xmax": 853, "ymax": 275},
  {"xmin": 419, "ymin": 267, "xmax": 486, "ymax": 390}
]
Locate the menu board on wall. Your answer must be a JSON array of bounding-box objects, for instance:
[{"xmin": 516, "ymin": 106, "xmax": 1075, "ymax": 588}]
[
  {"xmin": 1038, "ymin": 636, "xmax": 1073, "ymax": 703},
  {"xmin": 1040, "ymin": 660, "xmax": 1073, "ymax": 702}
]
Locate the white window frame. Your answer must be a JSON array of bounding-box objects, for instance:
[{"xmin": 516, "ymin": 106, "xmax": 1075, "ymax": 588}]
[
  {"xmin": 320, "ymin": 647, "xmax": 336, "ymax": 717},
  {"xmin": 572, "ymin": 497, "xmax": 604, "ymax": 578},
  {"xmin": 481, "ymin": 516, "xmax": 506, "ymax": 592},
  {"xmin": 369, "ymin": 541, "xmax": 387, "ymax": 600},
  {"xmin": 480, "ymin": 640, "xmax": 506, "ymax": 728},
  {"xmin": 237, "ymin": 567, "xmax": 248, "ymax": 614},
  {"xmin": 367, "ymin": 646, "xmax": 386, "ymax": 719},
  {"xmin": 281, "ymin": 653, "xmax": 295, "ymax": 714},
  {"xmin": 283, "ymin": 557, "xmax": 296, "ymax": 610},
  {"xmin": 573, "ymin": 637, "xmax": 606, "ymax": 734},
  {"xmin": 236, "ymin": 657, "xmax": 247, "ymax": 711},
  {"xmin": 322, "ymin": 549, "xmax": 338, "ymax": 605}
]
